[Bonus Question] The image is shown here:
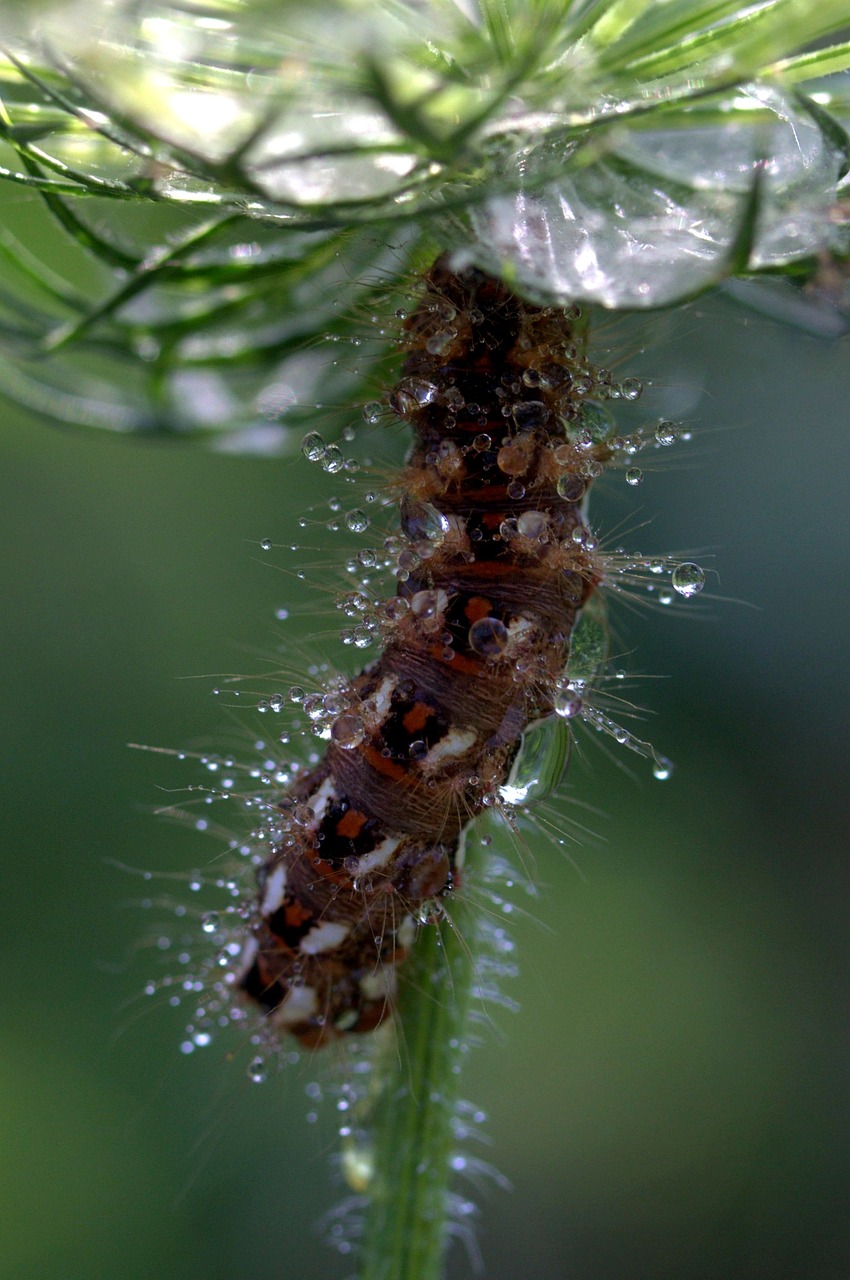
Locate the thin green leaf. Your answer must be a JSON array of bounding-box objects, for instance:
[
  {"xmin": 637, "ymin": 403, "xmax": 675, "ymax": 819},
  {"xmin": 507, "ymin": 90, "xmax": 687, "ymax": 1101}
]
[
  {"xmin": 0, "ymin": 43, "xmax": 155, "ymax": 159},
  {"xmin": 0, "ymin": 223, "xmax": 89, "ymax": 310},
  {"xmin": 41, "ymin": 214, "xmax": 243, "ymax": 352},
  {"xmin": 724, "ymin": 157, "xmax": 765, "ymax": 277},
  {"xmin": 768, "ymin": 39, "xmax": 850, "ymax": 84},
  {"xmin": 793, "ymin": 89, "xmax": 850, "ymax": 180}
]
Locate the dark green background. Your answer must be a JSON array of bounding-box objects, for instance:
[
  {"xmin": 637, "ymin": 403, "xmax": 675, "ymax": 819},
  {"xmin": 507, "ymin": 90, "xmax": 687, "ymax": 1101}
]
[{"xmin": 1, "ymin": 193, "xmax": 848, "ymax": 1280}]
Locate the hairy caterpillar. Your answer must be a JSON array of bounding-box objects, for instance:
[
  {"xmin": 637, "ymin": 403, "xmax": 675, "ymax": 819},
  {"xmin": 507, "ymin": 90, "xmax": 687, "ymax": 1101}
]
[{"xmin": 232, "ymin": 255, "xmax": 699, "ymax": 1048}]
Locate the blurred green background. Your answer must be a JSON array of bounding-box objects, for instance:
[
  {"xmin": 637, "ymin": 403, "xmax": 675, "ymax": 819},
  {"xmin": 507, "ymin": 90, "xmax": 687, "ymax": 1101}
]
[{"xmin": 1, "ymin": 184, "xmax": 849, "ymax": 1280}]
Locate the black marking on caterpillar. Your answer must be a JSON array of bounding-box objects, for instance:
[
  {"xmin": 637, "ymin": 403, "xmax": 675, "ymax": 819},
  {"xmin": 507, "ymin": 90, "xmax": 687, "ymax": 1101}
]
[{"xmin": 232, "ymin": 255, "xmax": 698, "ymax": 1048}]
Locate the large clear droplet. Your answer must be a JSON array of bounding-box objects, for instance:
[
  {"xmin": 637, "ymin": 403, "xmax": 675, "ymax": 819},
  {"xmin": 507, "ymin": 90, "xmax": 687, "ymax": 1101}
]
[
  {"xmin": 331, "ymin": 713, "xmax": 366, "ymax": 750},
  {"xmin": 672, "ymin": 562, "xmax": 705, "ymax": 597},
  {"xmin": 554, "ymin": 688, "xmax": 583, "ymax": 719},
  {"xmin": 512, "ymin": 400, "xmax": 549, "ymax": 430},
  {"xmin": 321, "ymin": 445, "xmax": 344, "ymax": 473},
  {"xmin": 390, "ymin": 378, "xmax": 440, "ymax": 415},
  {"xmin": 400, "ymin": 494, "xmax": 449, "ymax": 545},
  {"xmin": 500, "ymin": 716, "xmax": 572, "ymax": 806},
  {"xmin": 301, "ymin": 431, "xmax": 325, "ymax": 461},
  {"xmin": 652, "ymin": 755, "xmax": 674, "ymax": 781},
  {"xmin": 655, "ymin": 421, "xmax": 680, "ymax": 446},
  {"xmin": 468, "ymin": 616, "xmax": 509, "ymax": 657},
  {"xmin": 345, "ymin": 509, "xmax": 369, "ymax": 533}
]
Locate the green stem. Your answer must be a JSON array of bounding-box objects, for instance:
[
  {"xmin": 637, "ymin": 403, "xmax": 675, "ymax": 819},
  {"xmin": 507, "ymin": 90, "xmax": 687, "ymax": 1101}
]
[{"xmin": 357, "ymin": 845, "xmax": 482, "ymax": 1280}]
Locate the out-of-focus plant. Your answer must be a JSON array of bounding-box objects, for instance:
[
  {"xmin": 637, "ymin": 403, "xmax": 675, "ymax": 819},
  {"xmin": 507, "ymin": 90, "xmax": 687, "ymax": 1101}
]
[
  {"xmin": 1, "ymin": 5, "xmax": 847, "ymax": 1280},
  {"xmin": 0, "ymin": 0, "xmax": 846, "ymax": 450}
]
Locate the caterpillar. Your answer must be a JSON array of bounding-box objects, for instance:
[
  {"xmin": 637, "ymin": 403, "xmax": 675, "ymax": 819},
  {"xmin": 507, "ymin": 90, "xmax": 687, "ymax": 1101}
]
[{"xmin": 233, "ymin": 254, "xmax": 699, "ymax": 1048}]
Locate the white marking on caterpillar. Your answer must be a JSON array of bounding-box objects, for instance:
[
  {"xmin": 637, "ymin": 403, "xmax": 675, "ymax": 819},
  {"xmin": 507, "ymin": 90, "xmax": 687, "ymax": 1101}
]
[
  {"xmin": 353, "ymin": 835, "xmax": 403, "ymax": 874},
  {"xmin": 367, "ymin": 674, "xmax": 397, "ymax": 722},
  {"xmin": 423, "ymin": 726, "xmax": 478, "ymax": 769},
  {"xmin": 273, "ymin": 984, "xmax": 319, "ymax": 1027},
  {"xmin": 360, "ymin": 968, "xmax": 397, "ymax": 1002},
  {"xmin": 308, "ymin": 775, "xmax": 338, "ymax": 822},
  {"xmin": 300, "ymin": 921, "xmax": 351, "ymax": 955},
  {"xmin": 261, "ymin": 863, "xmax": 288, "ymax": 914}
]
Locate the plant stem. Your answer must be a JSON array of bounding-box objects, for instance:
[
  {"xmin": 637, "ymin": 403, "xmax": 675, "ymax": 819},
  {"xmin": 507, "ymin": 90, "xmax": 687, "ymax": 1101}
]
[{"xmin": 357, "ymin": 846, "xmax": 481, "ymax": 1280}]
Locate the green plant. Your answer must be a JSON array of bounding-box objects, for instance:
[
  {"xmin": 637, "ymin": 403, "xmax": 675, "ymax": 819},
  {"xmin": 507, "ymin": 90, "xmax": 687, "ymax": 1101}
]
[{"xmin": 1, "ymin": 5, "xmax": 846, "ymax": 1280}]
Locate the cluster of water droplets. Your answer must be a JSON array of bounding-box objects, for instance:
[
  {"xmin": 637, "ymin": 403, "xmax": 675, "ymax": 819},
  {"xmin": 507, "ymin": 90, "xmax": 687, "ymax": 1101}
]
[
  {"xmin": 133, "ymin": 690, "xmax": 358, "ymax": 1075},
  {"xmin": 601, "ymin": 550, "xmax": 707, "ymax": 605},
  {"xmin": 133, "ymin": 845, "xmax": 293, "ymax": 1070},
  {"xmin": 300, "ymin": 428, "xmax": 360, "ymax": 475}
]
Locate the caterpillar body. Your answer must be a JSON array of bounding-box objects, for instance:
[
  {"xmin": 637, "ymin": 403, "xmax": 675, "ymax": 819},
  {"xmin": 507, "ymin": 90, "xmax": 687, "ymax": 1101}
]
[{"xmin": 235, "ymin": 255, "xmax": 684, "ymax": 1048}]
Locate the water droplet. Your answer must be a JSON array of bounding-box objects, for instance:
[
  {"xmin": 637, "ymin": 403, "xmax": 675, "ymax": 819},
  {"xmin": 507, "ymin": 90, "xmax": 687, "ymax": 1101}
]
[
  {"xmin": 417, "ymin": 899, "xmax": 447, "ymax": 925},
  {"xmin": 468, "ymin": 616, "xmax": 509, "ymax": 657},
  {"xmin": 301, "ymin": 431, "xmax": 325, "ymax": 461},
  {"xmin": 655, "ymin": 421, "xmax": 681, "ymax": 446},
  {"xmin": 381, "ymin": 597, "xmax": 409, "ymax": 623},
  {"xmin": 554, "ymin": 689, "xmax": 583, "ymax": 718},
  {"xmin": 362, "ymin": 401, "xmax": 382, "ymax": 424},
  {"xmin": 672, "ymin": 562, "xmax": 705, "ymax": 597},
  {"xmin": 501, "ymin": 715, "xmax": 572, "ymax": 807},
  {"xmin": 625, "ymin": 467, "xmax": 643, "ymax": 486},
  {"xmin": 390, "ymin": 378, "xmax": 439, "ymax": 415},
  {"xmin": 512, "ymin": 400, "xmax": 549, "ymax": 430},
  {"xmin": 345, "ymin": 509, "xmax": 369, "ymax": 533},
  {"xmin": 322, "ymin": 446, "xmax": 344, "ymax": 474},
  {"xmin": 652, "ymin": 756, "xmax": 674, "ymax": 781},
  {"xmin": 260, "ymin": 538, "xmax": 272, "ymax": 551},
  {"xmin": 410, "ymin": 588, "xmax": 446, "ymax": 621},
  {"xmin": 577, "ymin": 403, "xmax": 612, "ymax": 441},
  {"xmin": 425, "ymin": 327, "xmax": 456, "ymax": 355},
  {"xmin": 556, "ymin": 473, "xmax": 586, "ymax": 502},
  {"xmin": 341, "ymin": 1136, "xmax": 375, "ymax": 1192},
  {"xmin": 292, "ymin": 803, "xmax": 314, "ymax": 828},
  {"xmin": 620, "ymin": 377, "xmax": 643, "ymax": 401},
  {"xmin": 201, "ymin": 912, "xmax": 220, "ymax": 935},
  {"xmin": 247, "ymin": 1055, "xmax": 268, "ymax": 1083},
  {"xmin": 400, "ymin": 494, "xmax": 449, "ymax": 545},
  {"xmin": 331, "ymin": 713, "xmax": 366, "ymax": 750}
]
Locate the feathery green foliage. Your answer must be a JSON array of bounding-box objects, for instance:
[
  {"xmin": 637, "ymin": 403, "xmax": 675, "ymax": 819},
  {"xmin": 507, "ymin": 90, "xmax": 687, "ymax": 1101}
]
[{"xmin": 0, "ymin": 0, "xmax": 846, "ymax": 445}]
